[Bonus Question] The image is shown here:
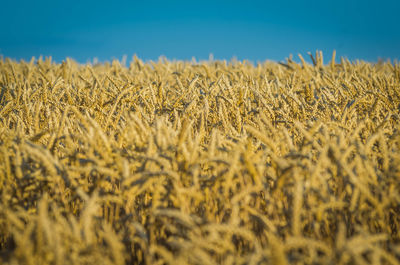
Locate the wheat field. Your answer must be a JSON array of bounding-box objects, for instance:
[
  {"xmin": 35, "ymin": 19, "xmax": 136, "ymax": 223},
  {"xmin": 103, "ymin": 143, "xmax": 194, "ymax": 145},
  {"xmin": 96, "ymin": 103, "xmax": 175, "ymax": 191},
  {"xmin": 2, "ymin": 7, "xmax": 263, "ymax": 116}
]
[{"xmin": 0, "ymin": 52, "xmax": 399, "ymax": 265}]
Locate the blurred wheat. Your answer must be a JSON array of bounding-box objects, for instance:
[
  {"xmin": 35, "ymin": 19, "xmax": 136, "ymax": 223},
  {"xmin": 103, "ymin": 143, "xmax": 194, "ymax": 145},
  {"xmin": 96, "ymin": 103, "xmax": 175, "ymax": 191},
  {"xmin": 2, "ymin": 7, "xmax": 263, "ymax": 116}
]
[{"xmin": 0, "ymin": 52, "xmax": 399, "ymax": 265}]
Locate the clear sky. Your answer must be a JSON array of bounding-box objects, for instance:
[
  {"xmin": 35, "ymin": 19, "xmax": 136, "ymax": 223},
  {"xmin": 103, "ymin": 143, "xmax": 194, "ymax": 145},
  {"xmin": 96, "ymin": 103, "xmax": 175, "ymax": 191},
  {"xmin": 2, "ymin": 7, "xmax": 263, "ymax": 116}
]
[{"xmin": 1, "ymin": 0, "xmax": 399, "ymax": 63}]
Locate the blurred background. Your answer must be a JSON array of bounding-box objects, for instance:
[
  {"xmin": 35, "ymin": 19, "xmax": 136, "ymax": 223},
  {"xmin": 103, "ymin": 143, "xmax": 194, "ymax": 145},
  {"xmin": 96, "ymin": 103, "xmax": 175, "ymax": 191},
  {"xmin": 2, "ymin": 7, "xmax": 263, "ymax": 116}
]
[{"xmin": 1, "ymin": 0, "xmax": 399, "ymax": 63}]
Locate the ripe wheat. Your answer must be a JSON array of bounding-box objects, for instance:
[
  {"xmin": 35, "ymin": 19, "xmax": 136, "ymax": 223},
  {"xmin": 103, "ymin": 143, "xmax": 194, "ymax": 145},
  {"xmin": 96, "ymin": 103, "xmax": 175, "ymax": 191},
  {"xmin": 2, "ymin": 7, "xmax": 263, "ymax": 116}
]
[{"xmin": 0, "ymin": 52, "xmax": 399, "ymax": 264}]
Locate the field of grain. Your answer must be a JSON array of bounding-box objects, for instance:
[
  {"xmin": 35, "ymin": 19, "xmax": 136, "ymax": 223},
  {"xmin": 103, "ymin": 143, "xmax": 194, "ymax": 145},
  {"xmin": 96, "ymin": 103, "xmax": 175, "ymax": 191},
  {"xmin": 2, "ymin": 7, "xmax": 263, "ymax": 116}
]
[{"xmin": 0, "ymin": 52, "xmax": 399, "ymax": 265}]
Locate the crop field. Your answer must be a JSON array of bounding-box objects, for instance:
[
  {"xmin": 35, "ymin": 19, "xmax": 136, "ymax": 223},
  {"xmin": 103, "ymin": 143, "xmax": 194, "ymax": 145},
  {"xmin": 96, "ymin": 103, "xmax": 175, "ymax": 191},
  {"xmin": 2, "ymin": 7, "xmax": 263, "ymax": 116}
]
[{"xmin": 0, "ymin": 52, "xmax": 399, "ymax": 265}]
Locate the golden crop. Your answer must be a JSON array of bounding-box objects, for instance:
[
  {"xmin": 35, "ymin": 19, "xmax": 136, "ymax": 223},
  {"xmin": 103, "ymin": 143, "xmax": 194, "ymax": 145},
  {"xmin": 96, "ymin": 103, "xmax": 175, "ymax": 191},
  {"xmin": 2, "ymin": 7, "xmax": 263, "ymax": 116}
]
[{"xmin": 0, "ymin": 52, "xmax": 399, "ymax": 265}]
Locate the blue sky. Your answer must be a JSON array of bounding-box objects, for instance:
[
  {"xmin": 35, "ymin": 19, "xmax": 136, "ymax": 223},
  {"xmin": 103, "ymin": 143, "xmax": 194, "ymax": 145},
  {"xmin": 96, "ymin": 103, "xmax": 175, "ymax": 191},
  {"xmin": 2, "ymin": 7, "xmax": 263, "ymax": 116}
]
[{"xmin": 1, "ymin": 0, "xmax": 399, "ymax": 63}]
